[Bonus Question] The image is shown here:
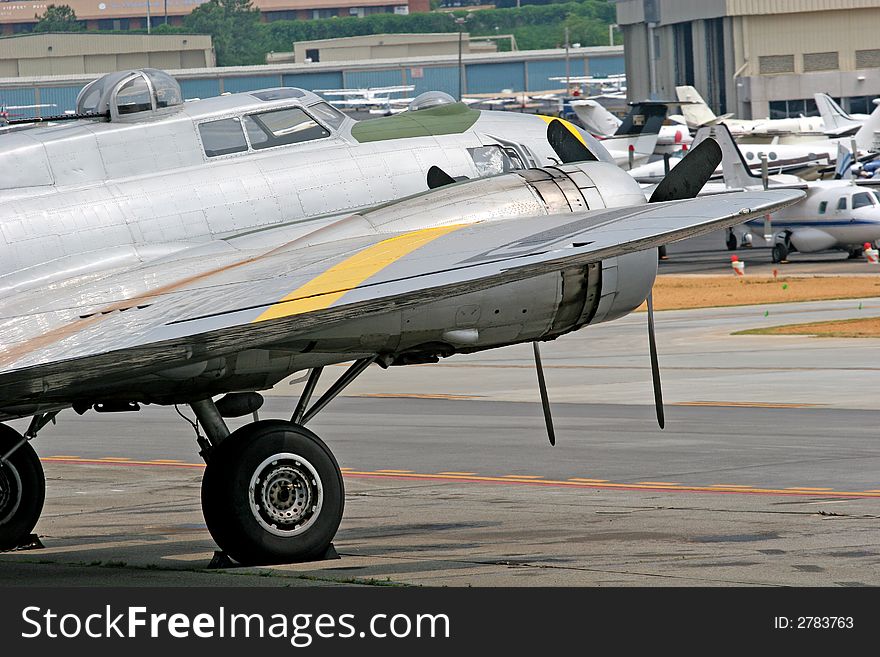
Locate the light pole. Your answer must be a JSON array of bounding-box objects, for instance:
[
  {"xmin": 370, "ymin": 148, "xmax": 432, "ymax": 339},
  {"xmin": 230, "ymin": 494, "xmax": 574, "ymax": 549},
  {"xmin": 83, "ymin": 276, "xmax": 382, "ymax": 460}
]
[{"xmin": 454, "ymin": 16, "xmax": 467, "ymax": 101}]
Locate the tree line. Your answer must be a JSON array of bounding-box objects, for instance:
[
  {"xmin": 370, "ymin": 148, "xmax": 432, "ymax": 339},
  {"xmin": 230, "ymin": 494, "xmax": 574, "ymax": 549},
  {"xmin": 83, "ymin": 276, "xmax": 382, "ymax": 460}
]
[{"xmin": 32, "ymin": 0, "xmax": 619, "ymax": 67}]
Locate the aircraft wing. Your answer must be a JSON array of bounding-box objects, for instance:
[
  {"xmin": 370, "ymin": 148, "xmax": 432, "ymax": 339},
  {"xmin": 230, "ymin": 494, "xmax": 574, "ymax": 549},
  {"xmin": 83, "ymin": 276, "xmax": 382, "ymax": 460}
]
[{"xmin": 0, "ymin": 190, "xmax": 802, "ymax": 411}]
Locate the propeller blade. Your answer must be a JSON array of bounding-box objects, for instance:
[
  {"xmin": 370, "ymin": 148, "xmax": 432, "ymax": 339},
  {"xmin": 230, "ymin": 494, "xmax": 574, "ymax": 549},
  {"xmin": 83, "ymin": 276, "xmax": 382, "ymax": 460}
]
[
  {"xmin": 547, "ymin": 119, "xmax": 598, "ymax": 164},
  {"xmin": 649, "ymin": 137, "xmax": 722, "ymax": 203},
  {"xmin": 646, "ymin": 292, "xmax": 665, "ymax": 429},
  {"xmin": 532, "ymin": 342, "xmax": 556, "ymax": 446}
]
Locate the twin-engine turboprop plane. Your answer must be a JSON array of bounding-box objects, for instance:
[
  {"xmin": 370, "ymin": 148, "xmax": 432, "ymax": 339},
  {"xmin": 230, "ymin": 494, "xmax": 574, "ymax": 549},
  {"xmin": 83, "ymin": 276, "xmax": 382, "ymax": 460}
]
[
  {"xmin": 0, "ymin": 69, "xmax": 802, "ymax": 565},
  {"xmin": 694, "ymin": 124, "xmax": 880, "ymax": 262}
]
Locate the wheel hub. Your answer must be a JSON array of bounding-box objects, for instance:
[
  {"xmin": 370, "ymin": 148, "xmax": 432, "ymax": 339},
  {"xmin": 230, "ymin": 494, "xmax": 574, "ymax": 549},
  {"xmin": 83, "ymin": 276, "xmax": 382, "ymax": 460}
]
[{"xmin": 249, "ymin": 453, "xmax": 324, "ymax": 537}]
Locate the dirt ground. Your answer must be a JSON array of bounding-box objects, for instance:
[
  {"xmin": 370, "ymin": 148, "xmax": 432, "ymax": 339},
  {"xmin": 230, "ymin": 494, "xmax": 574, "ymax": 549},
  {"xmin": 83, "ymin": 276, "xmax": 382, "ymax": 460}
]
[
  {"xmin": 736, "ymin": 316, "xmax": 880, "ymax": 338},
  {"xmin": 641, "ymin": 275, "xmax": 880, "ymax": 311}
]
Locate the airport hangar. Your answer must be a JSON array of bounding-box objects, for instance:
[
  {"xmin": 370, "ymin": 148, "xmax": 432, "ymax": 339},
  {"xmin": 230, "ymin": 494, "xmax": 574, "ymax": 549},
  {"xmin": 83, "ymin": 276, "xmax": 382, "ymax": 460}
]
[
  {"xmin": 0, "ymin": 39, "xmax": 624, "ymax": 118},
  {"xmin": 616, "ymin": 0, "xmax": 880, "ymax": 121}
]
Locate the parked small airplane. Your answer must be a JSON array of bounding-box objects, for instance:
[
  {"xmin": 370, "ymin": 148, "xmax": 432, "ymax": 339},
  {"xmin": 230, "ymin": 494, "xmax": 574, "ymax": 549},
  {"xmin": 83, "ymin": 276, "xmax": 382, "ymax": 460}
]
[
  {"xmin": 0, "ymin": 69, "xmax": 801, "ymax": 564},
  {"xmin": 696, "ymin": 124, "xmax": 880, "ymax": 262},
  {"xmin": 315, "ymin": 85, "xmax": 415, "ymax": 114},
  {"xmin": 549, "ymin": 74, "xmax": 627, "ymax": 97},
  {"xmin": 0, "ymin": 103, "xmax": 57, "ymax": 124},
  {"xmin": 570, "ymin": 98, "xmax": 692, "ymax": 154},
  {"xmin": 630, "ymin": 96, "xmax": 880, "ymax": 184},
  {"xmin": 676, "ymin": 85, "xmax": 825, "ymax": 136},
  {"xmin": 814, "ymin": 92, "xmax": 875, "ymax": 137},
  {"xmin": 576, "ymin": 101, "xmax": 669, "ymax": 168}
]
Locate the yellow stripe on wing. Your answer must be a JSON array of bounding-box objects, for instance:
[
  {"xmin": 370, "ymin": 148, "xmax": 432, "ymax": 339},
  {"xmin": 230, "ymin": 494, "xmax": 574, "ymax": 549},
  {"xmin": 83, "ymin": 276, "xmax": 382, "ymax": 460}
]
[
  {"xmin": 537, "ymin": 115, "xmax": 588, "ymax": 147},
  {"xmin": 253, "ymin": 223, "xmax": 465, "ymax": 323}
]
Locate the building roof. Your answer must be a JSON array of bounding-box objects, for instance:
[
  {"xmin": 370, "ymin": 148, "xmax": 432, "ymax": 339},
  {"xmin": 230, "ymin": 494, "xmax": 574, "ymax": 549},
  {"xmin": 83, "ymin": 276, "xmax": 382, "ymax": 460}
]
[
  {"xmin": 0, "ymin": 45, "xmax": 624, "ymax": 88},
  {"xmin": 0, "ymin": 32, "xmax": 213, "ymax": 59}
]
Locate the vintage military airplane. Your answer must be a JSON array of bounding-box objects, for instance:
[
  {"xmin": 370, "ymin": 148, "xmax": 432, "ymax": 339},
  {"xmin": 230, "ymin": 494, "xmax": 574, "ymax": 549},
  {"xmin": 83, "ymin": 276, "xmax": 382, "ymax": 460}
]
[{"xmin": 0, "ymin": 69, "xmax": 802, "ymax": 565}]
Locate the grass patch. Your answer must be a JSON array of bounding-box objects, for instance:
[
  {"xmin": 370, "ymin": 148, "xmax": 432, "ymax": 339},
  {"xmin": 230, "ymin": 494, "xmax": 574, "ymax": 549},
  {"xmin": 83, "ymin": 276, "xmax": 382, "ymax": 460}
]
[
  {"xmin": 735, "ymin": 316, "xmax": 880, "ymax": 338},
  {"xmin": 639, "ymin": 275, "xmax": 880, "ymax": 311}
]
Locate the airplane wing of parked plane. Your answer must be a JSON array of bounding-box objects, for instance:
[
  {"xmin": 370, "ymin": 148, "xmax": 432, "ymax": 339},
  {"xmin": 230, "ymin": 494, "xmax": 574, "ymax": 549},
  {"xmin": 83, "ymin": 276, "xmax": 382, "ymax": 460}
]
[{"xmin": 0, "ymin": 187, "xmax": 799, "ymax": 407}]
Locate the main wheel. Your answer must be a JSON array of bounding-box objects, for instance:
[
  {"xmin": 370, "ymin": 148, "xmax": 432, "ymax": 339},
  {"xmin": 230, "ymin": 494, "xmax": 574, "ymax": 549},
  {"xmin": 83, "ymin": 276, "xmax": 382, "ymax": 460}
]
[
  {"xmin": 847, "ymin": 247, "xmax": 864, "ymax": 259},
  {"xmin": 772, "ymin": 243, "xmax": 789, "ymax": 263},
  {"xmin": 201, "ymin": 420, "xmax": 344, "ymax": 566},
  {"xmin": 0, "ymin": 425, "xmax": 45, "ymax": 551}
]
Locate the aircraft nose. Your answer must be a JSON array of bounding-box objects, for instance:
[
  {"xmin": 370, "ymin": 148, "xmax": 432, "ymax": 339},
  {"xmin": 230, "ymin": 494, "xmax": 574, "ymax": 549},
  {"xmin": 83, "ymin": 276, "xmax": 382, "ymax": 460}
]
[{"xmin": 853, "ymin": 207, "xmax": 880, "ymax": 229}]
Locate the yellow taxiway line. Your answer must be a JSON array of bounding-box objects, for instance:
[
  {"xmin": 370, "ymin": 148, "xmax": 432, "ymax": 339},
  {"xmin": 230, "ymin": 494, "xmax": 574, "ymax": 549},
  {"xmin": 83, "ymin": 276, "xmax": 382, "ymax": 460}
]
[{"xmin": 39, "ymin": 457, "xmax": 880, "ymax": 499}]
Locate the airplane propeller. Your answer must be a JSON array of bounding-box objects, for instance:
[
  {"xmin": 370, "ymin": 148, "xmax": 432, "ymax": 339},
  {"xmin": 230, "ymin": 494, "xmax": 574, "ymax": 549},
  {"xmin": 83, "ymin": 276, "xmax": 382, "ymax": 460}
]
[
  {"xmin": 546, "ymin": 119, "xmax": 599, "ymax": 163},
  {"xmin": 534, "ymin": 135, "xmax": 722, "ymax": 444},
  {"xmin": 643, "ymin": 136, "xmax": 722, "ymax": 429}
]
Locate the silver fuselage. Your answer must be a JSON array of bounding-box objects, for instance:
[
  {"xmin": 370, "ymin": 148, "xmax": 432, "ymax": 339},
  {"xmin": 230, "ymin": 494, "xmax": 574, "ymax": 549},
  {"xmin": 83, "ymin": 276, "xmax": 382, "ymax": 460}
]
[{"xmin": 0, "ymin": 88, "xmax": 657, "ymax": 414}]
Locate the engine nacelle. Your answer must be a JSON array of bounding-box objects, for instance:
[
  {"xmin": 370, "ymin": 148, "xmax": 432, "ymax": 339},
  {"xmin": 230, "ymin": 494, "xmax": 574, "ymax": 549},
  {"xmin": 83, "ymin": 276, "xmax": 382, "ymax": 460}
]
[
  {"xmin": 590, "ymin": 250, "xmax": 658, "ymax": 325},
  {"xmin": 786, "ymin": 228, "xmax": 837, "ymax": 253}
]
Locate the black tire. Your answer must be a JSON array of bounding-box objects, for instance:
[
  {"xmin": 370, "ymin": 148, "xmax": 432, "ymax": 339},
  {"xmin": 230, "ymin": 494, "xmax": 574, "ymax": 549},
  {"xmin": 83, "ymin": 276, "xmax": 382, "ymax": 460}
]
[
  {"xmin": 726, "ymin": 232, "xmax": 738, "ymax": 251},
  {"xmin": 201, "ymin": 420, "xmax": 344, "ymax": 566},
  {"xmin": 772, "ymin": 243, "xmax": 788, "ymax": 263},
  {"xmin": 848, "ymin": 247, "xmax": 864, "ymax": 259},
  {"xmin": 0, "ymin": 425, "xmax": 45, "ymax": 551}
]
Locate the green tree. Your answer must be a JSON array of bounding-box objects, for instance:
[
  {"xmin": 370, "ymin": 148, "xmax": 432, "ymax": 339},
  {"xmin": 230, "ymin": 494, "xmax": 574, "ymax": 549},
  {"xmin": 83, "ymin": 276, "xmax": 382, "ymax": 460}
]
[
  {"xmin": 34, "ymin": 4, "xmax": 83, "ymax": 32},
  {"xmin": 184, "ymin": 0, "xmax": 266, "ymax": 66}
]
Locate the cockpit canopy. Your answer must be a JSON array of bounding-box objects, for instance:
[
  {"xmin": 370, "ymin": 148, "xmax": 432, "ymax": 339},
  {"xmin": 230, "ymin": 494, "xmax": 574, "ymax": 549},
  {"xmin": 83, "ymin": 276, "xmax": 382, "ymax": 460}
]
[{"xmin": 75, "ymin": 69, "xmax": 184, "ymax": 120}]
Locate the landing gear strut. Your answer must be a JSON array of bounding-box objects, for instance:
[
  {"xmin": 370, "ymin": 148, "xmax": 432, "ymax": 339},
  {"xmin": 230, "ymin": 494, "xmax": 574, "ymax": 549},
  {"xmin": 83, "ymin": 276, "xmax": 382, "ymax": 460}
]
[{"xmin": 0, "ymin": 424, "xmax": 45, "ymax": 551}]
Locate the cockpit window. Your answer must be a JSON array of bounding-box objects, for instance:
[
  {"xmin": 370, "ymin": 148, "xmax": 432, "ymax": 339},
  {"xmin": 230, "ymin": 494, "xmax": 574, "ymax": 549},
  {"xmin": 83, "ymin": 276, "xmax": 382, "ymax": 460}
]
[
  {"xmin": 852, "ymin": 192, "xmax": 875, "ymax": 209},
  {"xmin": 76, "ymin": 69, "xmax": 184, "ymax": 118},
  {"xmin": 116, "ymin": 76, "xmax": 152, "ymax": 115},
  {"xmin": 837, "ymin": 196, "xmax": 848, "ymax": 210},
  {"xmin": 873, "ymin": 191, "xmax": 880, "ymax": 205},
  {"xmin": 818, "ymin": 201, "xmax": 827, "ymax": 214},
  {"xmin": 308, "ymin": 102, "xmax": 346, "ymax": 130},
  {"xmin": 243, "ymin": 107, "xmax": 330, "ymax": 150},
  {"xmin": 77, "ymin": 79, "xmax": 103, "ymax": 114},
  {"xmin": 199, "ymin": 117, "xmax": 248, "ymax": 157}
]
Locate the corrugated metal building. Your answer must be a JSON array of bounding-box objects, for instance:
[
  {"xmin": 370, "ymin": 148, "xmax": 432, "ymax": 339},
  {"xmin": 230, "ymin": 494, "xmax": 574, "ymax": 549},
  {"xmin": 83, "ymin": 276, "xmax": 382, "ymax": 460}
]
[
  {"xmin": 616, "ymin": 0, "xmax": 880, "ymax": 119},
  {"xmin": 0, "ymin": 33, "xmax": 215, "ymax": 77},
  {"xmin": 0, "ymin": 45, "xmax": 624, "ymax": 118}
]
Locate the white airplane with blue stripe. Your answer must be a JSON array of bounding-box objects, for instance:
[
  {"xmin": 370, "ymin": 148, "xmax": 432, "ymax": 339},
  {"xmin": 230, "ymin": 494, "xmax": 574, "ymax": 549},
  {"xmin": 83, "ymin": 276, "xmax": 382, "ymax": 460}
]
[{"xmin": 694, "ymin": 124, "xmax": 880, "ymax": 263}]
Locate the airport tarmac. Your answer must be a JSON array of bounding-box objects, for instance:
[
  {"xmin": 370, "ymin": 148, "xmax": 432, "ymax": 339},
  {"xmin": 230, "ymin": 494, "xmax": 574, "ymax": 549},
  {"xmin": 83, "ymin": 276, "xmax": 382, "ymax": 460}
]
[
  {"xmin": 663, "ymin": 230, "xmax": 876, "ymax": 275},
  {"xmin": 2, "ymin": 295, "xmax": 879, "ymax": 586}
]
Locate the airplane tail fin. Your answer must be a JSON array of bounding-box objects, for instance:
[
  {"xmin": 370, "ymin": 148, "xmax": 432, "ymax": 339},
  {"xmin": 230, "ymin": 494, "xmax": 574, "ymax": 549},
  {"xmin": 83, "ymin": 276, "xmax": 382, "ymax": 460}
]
[
  {"xmin": 570, "ymin": 100, "xmax": 621, "ymax": 137},
  {"xmin": 816, "ymin": 93, "xmax": 862, "ymax": 136},
  {"xmin": 691, "ymin": 123, "xmax": 759, "ymax": 189},
  {"xmin": 675, "ymin": 85, "xmax": 719, "ymax": 127},
  {"xmin": 603, "ymin": 101, "xmax": 667, "ymax": 157},
  {"xmin": 834, "ymin": 141, "xmax": 854, "ymax": 179},
  {"xmin": 854, "ymin": 99, "xmax": 880, "ymax": 151}
]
